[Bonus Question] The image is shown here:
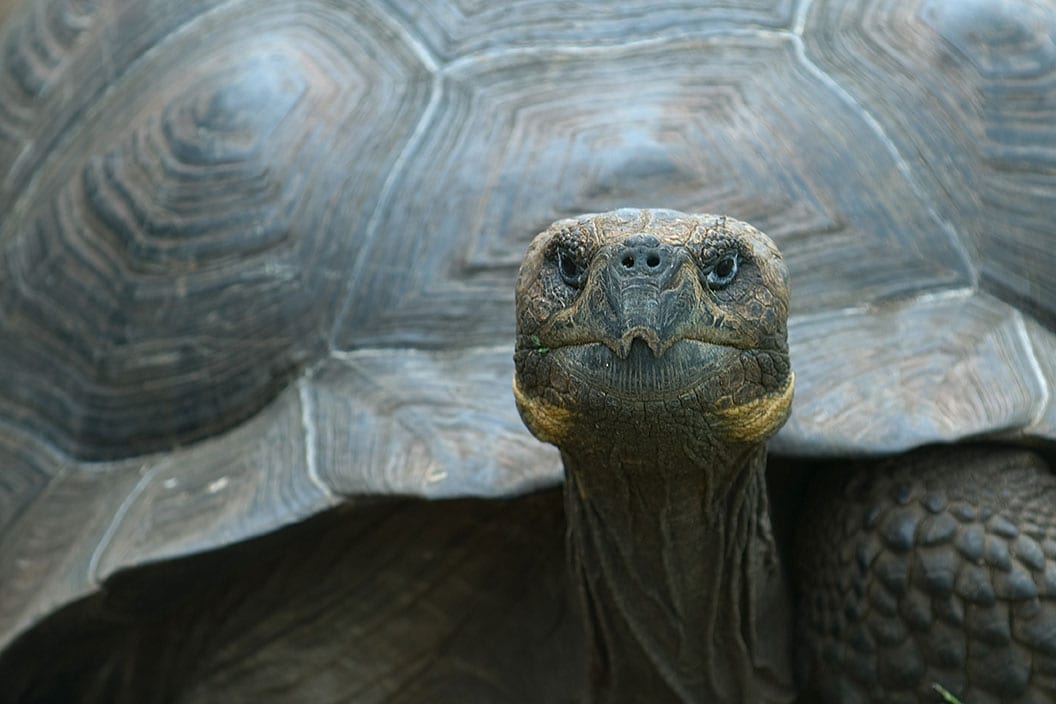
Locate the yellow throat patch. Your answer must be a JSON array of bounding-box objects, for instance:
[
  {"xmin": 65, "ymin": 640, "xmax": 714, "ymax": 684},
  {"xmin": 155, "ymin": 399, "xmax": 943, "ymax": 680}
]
[
  {"xmin": 512, "ymin": 374, "xmax": 575, "ymax": 446},
  {"xmin": 714, "ymin": 371, "xmax": 795, "ymax": 444}
]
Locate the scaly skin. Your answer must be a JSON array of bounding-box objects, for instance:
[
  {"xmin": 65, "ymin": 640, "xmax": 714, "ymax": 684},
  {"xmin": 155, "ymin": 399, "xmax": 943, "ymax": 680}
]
[
  {"xmin": 797, "ymin": 445, "xmax": 1056, "ymax": 703},
  {"xmin": 513, "ymin": 208, "xmax": 796, "ymax": 702}
]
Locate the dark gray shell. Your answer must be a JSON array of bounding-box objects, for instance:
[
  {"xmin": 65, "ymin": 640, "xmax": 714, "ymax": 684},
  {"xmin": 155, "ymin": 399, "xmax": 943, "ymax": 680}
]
[{"xmin": 2, "ymin": 0, "xmax": 1055, "ymax": 691}]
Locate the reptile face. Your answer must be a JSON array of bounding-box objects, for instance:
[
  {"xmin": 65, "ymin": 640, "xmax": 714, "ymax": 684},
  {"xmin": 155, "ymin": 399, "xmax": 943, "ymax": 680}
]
[{"xmin": 513, "ymin": 208, "xmax": 793, "ymax": 451}]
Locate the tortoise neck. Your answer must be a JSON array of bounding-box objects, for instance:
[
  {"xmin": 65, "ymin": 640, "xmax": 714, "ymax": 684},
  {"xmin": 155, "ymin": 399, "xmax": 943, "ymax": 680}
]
[{"xmin": 561, "ymin": 443, "xmax": 794, "ymax": 703}]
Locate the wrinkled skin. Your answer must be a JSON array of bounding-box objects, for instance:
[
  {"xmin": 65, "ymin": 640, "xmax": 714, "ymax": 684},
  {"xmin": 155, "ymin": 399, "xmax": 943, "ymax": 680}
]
[{"xmin": 514, "ymin": 209, "xmax": 796, "ymax": 702}]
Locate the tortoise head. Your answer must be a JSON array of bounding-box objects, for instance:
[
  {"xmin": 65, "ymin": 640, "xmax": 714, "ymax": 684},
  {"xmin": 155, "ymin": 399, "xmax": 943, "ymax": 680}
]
[{"xmin": 513, "ymin": 208, "xmax": 794, "ymax": 456}]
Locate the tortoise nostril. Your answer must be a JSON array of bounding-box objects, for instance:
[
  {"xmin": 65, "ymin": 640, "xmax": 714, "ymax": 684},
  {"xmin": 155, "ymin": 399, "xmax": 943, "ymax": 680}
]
[{"xmin": 614, "ymin": 235, "xmax": 674, "ymax": 278}]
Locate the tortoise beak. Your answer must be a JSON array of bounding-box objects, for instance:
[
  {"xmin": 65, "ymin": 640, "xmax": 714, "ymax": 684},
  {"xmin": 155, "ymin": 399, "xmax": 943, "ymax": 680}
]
[
  {"xmin": 613, "ymin": 326, "xmax": 664, "ymax": 359},
  {"xmin": 538, "ymin": 244, "xmax": 703, "ymax": 358}
]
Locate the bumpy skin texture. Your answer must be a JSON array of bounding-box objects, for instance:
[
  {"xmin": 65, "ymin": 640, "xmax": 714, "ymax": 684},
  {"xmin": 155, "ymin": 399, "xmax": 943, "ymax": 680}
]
[
  {"xmin": 514, "ymin": 209, "xmax": 796, "ymax": 702},
  {"xmin": 798, "ymin": 446, "xmax": 1056, "ymax": 703}
]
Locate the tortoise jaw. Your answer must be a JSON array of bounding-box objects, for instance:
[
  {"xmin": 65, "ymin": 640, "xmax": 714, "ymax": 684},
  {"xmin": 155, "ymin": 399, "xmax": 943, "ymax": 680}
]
[
  {"xmin": 515, "ymin": 335, "xmax": 792, "ymax": 452},
  {"xmin": 534, "ymin": 326, "xmax": 760, "ymax": 361},
  {"xmin": 544, "ymin": 338, "xmax": 741, "ymax": 401}
]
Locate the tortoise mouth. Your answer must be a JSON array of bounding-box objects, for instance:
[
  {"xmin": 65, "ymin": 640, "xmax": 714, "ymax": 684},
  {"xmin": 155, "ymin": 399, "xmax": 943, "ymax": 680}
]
[{"xmin": 549, "ymin": 338, "xmax": 745, "ymax": 401}]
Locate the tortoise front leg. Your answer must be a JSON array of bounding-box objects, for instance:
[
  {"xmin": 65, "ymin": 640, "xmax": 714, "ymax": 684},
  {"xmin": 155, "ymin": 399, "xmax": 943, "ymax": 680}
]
[{"xmin": 796, "ymin": 445, "xmax": 1056, "ymax": 704}]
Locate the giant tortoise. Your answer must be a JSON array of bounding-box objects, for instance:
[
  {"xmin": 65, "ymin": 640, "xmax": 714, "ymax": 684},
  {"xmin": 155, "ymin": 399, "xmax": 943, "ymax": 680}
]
[{"xmin": 1, "ymin": 1, "xmax": 1055, "ymax": 702}]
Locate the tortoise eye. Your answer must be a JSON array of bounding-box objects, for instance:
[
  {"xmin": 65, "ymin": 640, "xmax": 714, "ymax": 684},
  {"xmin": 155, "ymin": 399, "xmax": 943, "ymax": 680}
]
[
  {"xmin": 557, "ymin": 249, "xmax": 586, "ymax": 288},
  {"xmin": 706, "ymin": 252, "xmax": 739, "ymax": 289}
]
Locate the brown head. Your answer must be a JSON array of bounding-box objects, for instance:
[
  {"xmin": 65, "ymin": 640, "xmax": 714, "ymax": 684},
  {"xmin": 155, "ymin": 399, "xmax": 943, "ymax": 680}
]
[{"xmin": 514, "ymin": 208, "xmax": 794, "ymax": 463}]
